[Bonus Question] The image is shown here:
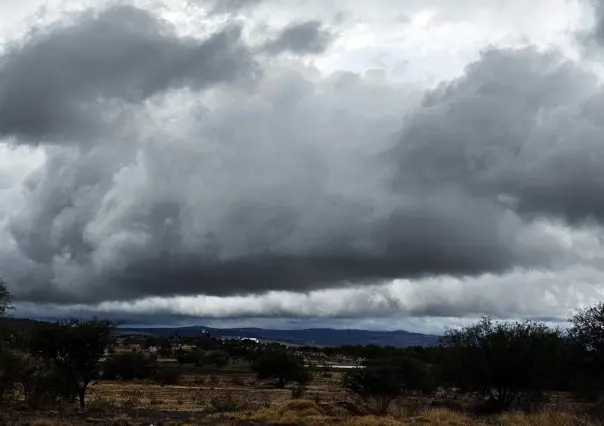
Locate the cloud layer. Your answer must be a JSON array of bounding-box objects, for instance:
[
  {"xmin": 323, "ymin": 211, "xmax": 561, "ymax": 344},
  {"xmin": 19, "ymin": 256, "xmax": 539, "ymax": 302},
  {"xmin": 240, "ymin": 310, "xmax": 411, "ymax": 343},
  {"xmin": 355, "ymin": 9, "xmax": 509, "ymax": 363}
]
[{"xmin": 2, "ymin": 0, "xmax": 604, "ymax": 328}]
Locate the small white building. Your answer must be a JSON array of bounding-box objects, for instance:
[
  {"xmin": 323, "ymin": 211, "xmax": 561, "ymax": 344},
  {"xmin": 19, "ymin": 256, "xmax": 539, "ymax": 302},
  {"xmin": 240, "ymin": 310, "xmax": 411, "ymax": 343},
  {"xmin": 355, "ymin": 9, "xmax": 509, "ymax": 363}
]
[{"xmin": 220, "ymin": 336, "xmax": 260, "ymax": 343}]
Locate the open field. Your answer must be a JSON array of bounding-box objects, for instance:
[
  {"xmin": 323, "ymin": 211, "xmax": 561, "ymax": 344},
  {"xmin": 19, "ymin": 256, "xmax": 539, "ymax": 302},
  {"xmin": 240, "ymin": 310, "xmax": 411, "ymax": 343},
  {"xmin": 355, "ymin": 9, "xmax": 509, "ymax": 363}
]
[{"xmin": 3, "ymin": 362, "xmax": 603, "ymax": 426}]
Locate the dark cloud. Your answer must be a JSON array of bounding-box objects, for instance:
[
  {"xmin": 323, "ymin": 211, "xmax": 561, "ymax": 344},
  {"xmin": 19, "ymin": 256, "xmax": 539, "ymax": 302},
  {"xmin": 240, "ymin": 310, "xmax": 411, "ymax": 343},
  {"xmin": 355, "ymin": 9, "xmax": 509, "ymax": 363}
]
[
  {"xmin": 264, "ymin": 21, "xmax": 333, "ymax": 55},
  {"xmin": 3, "ymin": 52, "xmax": 562, "ymax": 304},
  {"xmin": 0, "ymin": 4, "xmax": 256, "ymax": 140},
  {"xmin": 393, "ymin": 47, "xmax": 604, "ymax": 225},
  {"xmin": 2, "ymin": 3, "xmax": 604, "ymax": 310}
]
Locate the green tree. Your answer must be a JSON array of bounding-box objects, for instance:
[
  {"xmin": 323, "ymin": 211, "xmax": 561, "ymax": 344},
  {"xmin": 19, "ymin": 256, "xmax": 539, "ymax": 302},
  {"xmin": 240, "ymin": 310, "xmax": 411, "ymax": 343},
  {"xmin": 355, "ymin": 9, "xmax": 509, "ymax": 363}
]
[
  {"xmin": 0, "ymin": 278, "xmax": 11, "ymax": 316},
  {"xmin": 0, "ymin": 349, "xmax": 20, "ymax": 401},
  {"xmin": 153, "ymin": 364, "xmax": 181, "ymax": 386},
  {"xmin": 439, "ymin": 317, "xmax": 563, "ymax": 412},
  {"xmin": 102, "ymin": 352, "xmax": 158, "ymax": 380},
  {"xmin": 0, "ymin": 280, "xmax": 18, "ymax": 403},
  {"xmin": 202, "ymin": 350, "xmax": 230, "ymax": 369},
  {"xmin": 568, "ymin": 302, "xmax": 604, "ymax": 399},
  {"xmin": 251, "ymin": 350, "xmax": 312, "ymax": 388},
  {"xmin": 343, "ymin": 356, "xmax": 431, "ymax": 414},
  {"xmin": 29, "ymin": 318, "xmax": 116, "ymax": 408}
]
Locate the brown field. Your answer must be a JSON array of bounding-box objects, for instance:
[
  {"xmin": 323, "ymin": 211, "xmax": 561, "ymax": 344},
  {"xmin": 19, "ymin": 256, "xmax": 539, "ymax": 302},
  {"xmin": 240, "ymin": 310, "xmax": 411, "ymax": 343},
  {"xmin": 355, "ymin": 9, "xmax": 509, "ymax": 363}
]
[{"xmin": 4, "ymin": 361, "xmax": 604, "ymax": 426}]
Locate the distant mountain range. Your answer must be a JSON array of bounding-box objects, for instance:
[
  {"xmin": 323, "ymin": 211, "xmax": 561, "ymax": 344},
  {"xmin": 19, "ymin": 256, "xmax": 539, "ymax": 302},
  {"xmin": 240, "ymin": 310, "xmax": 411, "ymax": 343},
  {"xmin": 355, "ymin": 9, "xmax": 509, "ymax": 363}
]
[{"xmin": 118, "ymin": 325, "xmax": 440, "ymax": 347}]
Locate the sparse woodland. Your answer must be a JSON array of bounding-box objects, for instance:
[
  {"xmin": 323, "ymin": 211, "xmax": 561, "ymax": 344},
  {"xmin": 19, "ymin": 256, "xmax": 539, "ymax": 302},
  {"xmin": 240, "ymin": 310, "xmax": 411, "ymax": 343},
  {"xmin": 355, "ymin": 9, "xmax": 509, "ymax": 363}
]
[{"xmin": 3, "ymin": 278, "xmax": 604, "ymax": 425}]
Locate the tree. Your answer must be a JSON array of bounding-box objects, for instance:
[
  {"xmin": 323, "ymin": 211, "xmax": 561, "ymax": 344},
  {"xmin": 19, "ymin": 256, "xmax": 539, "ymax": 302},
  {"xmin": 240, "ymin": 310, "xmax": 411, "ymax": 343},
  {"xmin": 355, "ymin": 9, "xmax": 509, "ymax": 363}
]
[
  {"xmin": 29, "ymin": 318, "xmax": 116, "ymax": 408},
  {"xmin": 201, "ymin": 350, "xmax": 230, "ymax": 369},
  {"xmin": 102, "ymin": 352, "xmax": 158, "ymax": 380},
  {"xmin": 0, "ymin": 349, "xmax": 20, "ymax": 401},
  {"xmin": 153, "ymin": 364, "xmax": 181, "ymax": 386},
  {"xmin": 251, "ymin": 350, "xmax": 312, "ymax": 388},
  {"xmin": 0, "ymin": 278, "xmax": 12, "ymax": 316},
  {"xmin": 143, "ymin": 336, "xmax": 159, "ymax": 350},
  {"xmin": 343, "ymin": 357, "xmax": 431, "ymax": 414},
  {"xmin": 569, "ymin": 303, "xmax": 604, "ymax": 354},
  {"xmin": 439, "ymin": 317, "xmax": 563, "ymax": 412},
  {"xmin": 568, "ymin": 302, "xmax": 604, "ymax": 398},
  {"xmin": 0, "ymin": 280, "xmax": 18, "ymax": 403}
]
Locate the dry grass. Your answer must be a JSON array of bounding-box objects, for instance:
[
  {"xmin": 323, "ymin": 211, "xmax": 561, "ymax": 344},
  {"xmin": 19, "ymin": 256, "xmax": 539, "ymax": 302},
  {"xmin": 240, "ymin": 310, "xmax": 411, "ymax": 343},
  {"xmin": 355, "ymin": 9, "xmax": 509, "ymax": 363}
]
[
  {"xmin": 495, "ymin": 410, "xmax": 598, "ymax": 426},
  {"xmin": 109, "ymin": 414, "xmax": 135, "ymax": 426},
  {"xmin": 8, "ymin": 365, "xmax": 604, "ymax": 426},
  {"xmin": 229, "ymin": 400, "xmax": 602, "ymax": 426},
  {"xmin": 28, "ymin": 421, "xmax": 74, "ymax": 426},
  {"xmin": 13, "ymin": 399, "xmax": 604, "ymax": 426}
]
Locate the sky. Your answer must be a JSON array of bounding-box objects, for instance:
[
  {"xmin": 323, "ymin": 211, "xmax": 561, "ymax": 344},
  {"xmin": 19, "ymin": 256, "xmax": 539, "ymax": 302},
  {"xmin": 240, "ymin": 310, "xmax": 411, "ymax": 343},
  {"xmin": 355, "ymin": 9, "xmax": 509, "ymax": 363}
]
[{"xmin": 2, "ymin": 0, "xmax": 604, "ymax": 334}]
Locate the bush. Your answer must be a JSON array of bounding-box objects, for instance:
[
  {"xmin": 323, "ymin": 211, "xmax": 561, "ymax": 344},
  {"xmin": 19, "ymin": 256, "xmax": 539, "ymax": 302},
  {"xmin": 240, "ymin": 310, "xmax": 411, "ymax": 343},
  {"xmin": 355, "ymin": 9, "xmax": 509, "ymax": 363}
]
[
  {"xmin": 343, "ymin": 357, "xmax": 430, "ymax": 414},
  {"xmin": 153, "ymin": 365, "xmax": 181, "ymax": 386},
  {"xmin": 28, "ymin": 318, "xmax": 116, "ymax": 408},
  {"xmin": 0, "ymin": 349, "xmax": 21, "ymax": 401},
  {"xmin": 252, "ymin": 350, "xmax": 312, "ymax": 388},
  {"xmin": 208, "ymin": 391, "xmax": 248, "ymax": 413},
  {"xmin": 230, "ymin": 376, "xmax": 246, "ymax": 387},
  {"xmin": 102, "ymin": 352, "xmax": 158, "ymax": 380},
  {"xmin": 439, "ymin": 317, "xmax": 564, "ymax": 412},
  {"xmin": 201, "ymin": 350, "xmax": 230, "ymax": 369},
  {"xmin": 122, "ymin": 389, "xmax": 143, "ymax": 409},
  {"xmin": 291, "ymin": 383, "xmax": 307, "ymax": 399}
]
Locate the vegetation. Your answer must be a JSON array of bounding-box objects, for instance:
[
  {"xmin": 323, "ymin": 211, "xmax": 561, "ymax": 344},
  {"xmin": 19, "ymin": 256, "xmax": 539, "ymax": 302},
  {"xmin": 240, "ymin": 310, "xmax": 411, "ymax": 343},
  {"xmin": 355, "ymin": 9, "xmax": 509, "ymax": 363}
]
[
  {"xmin": 251, "ymin": 350, "xmax": 312, "ymax": 388},
  {"xmin": 344, "ymin": 356, "xmax": 431, "ymax": 413},
  {"xmin": 4, "ymin": 281, "xmax": 604, "ymax": 424},
  {"xmin": 28, "ymin": 318, "xmax": 116, "ymax": 408},
  {"xmin": 102, "ymin": 352, "xmax": 158, "ymax": 380},
  {"xmin": 0, "ymin": 278, "xmax": 12, "ymax": 316},
  {"xmin": 439, "ymin": 317, "xmax": 563, "ymax": 411}
]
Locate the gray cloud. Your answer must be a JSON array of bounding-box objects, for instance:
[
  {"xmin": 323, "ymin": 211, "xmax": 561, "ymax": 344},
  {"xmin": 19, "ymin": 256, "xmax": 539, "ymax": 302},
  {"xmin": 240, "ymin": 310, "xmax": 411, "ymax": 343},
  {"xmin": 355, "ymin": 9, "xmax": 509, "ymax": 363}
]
[
  {"xmin": 0, "ymin": 4, "xmax": 256, "ymax": 140},
  {"xmin": 581, "ymin": 0, "xmax": 604, "ymax": 46},
  {"xmin": 1, "ymin": 49, "xmax": 571, "ymax": 305},
  {"xmin": 264, "ymin": 21, "xmax": 333, "ymax": 55},
  {"xmin": 202, "ymin": 0, "xmax": 265, "ymax": 14},
  {"xmin": 2, "ymin": 2, "xmax": 604, "ymax": 319},
  {"xmin": 394, "ymin": 48, "xmax": 604, "ymax": 225}
]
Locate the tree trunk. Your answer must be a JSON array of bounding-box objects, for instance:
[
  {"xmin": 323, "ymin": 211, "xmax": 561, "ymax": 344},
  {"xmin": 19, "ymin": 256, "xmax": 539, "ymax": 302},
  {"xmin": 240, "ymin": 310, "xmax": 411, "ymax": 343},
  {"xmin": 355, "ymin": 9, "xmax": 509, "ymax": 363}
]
[{"xmin": 78, "ymin": 388, "xmax": 86, "ymax": 408}]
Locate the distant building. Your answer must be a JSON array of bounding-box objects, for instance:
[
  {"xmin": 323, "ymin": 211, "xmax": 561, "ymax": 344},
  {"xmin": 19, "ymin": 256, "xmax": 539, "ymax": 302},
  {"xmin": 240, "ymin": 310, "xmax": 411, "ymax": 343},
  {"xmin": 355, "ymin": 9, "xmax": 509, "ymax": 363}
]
[{"xmin": 220, "ymin": 336, "xmax": 260, "ymax": 343}]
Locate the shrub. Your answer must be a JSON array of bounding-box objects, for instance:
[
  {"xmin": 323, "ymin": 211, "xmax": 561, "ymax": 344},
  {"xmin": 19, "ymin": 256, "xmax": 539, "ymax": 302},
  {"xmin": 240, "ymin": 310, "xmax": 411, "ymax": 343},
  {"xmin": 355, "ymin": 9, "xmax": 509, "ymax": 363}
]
[
  {"xmin": 208, "ymin": 391, "xmax": 247, "ymax": 413},
  {"xmin": 291, "ymin": 383, "xmax": 308, "ymax": 399},
  {"xmin": 28, "ymin": 318, "xmax": 116, "ymax": 408},
  {"xmin": 201, "ymin": 350, "xmax": 230, "ymax": 368},
  {"xmin": 343, "ymin": 357, "xmax": 430, "ymax": 414},
  {"xmin": 439, "ymin": 317, "xmax": 564, "ymax": 412},
  {"xmin": 0, "ymin": 348, "xmax": 21, "ymax": 401},
  {"xmin": 102, "ymin": 352, "xmax": 158, "ymax": 380},
  {"xmin": 230, "ymin": 376, "xmax": 246, "ymax": 386},
  {"xmin": 153, "ymin": 365, "xmax": 181, "ymax": 386},
  {"xmin": 122, "ymin": 389, "xmax": 142, "ymax": 409},
  {"xmin": 252, "ymin": 350, "xmax": 312, "ymax": 388}
]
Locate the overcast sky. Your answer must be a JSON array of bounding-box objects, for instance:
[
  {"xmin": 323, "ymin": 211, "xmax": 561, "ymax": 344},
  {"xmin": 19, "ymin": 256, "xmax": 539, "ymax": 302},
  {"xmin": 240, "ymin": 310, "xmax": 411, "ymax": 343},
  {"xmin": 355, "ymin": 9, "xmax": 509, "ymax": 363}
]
[{"xmin": 2, "ymin": 0, "xmax": 604, "ymax": 334}]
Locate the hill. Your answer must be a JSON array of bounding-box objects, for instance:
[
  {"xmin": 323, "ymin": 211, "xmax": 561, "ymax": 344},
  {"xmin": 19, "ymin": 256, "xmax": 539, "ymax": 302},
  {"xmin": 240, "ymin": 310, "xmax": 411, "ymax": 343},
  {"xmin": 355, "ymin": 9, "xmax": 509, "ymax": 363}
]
[{"xmin": 118, "ymin": 325, "xmax": 439, "ymax": 347}]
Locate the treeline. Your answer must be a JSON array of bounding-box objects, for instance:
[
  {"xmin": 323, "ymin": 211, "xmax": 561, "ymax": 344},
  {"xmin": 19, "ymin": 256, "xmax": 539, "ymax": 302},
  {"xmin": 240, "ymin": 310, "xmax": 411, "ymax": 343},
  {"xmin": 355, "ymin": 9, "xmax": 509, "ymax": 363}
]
[{"xmin": 332, "ymin": 307, "xmax": 604, "ymax": 413}]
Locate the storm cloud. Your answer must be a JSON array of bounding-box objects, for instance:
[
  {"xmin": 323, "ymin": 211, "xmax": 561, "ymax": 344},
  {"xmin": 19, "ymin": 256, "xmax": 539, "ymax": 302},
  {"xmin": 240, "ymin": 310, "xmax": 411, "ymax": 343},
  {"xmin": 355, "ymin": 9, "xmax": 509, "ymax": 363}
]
[
  {"xmin": 0, "ymin": 4, "xmax": 255, "ymax": 140},
  {"xmin": 264, "ymin": 21, "xmax": 334, "ymax": 55},
  {"xmin": 1, "ymin": 0, "xmax": 604, "ymax": 326}
]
